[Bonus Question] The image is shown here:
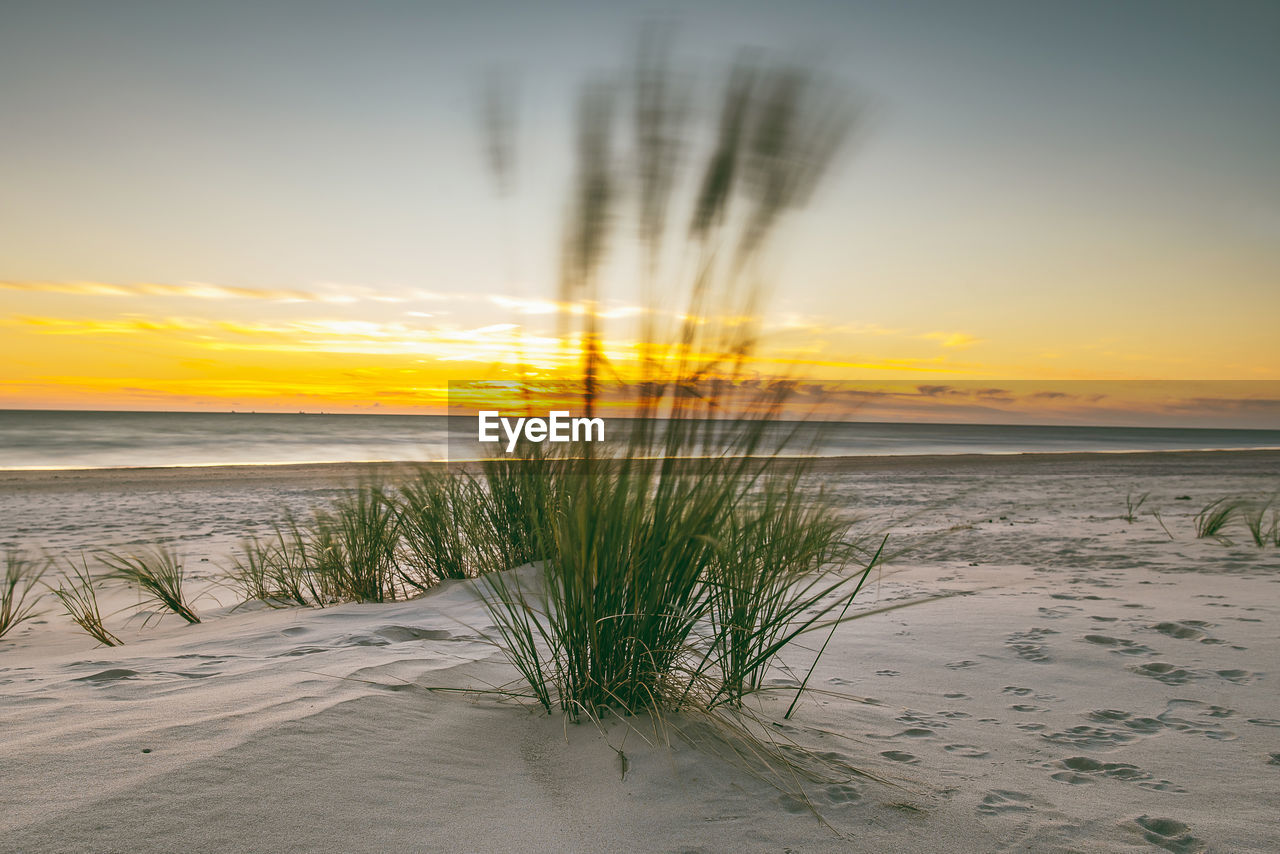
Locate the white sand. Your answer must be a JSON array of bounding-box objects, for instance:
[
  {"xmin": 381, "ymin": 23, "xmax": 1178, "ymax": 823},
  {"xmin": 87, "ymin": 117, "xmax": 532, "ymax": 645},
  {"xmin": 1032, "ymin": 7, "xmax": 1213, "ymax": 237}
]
[{"xmin": 2, "ymin": 451, "xmax": 1278, "ymax": 852}]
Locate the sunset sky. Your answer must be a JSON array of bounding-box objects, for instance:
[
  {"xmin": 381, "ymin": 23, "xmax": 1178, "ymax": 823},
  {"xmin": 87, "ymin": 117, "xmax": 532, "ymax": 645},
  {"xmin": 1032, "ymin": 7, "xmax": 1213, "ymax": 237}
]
[{"xmin": 2, "ymin": 1, "xmax": 1277, "ymax": 418}]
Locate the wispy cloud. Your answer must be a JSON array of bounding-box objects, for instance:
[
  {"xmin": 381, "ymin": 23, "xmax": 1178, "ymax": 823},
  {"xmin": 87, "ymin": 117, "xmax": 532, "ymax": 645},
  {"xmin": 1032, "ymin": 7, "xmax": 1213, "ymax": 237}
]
[
  {"xmin": 921, "ymin": 331, "xmax": 983, "ymax": 350},
  {"xmin": 0, "ymin": 280, "xmax": 320, "ymax": 302}
]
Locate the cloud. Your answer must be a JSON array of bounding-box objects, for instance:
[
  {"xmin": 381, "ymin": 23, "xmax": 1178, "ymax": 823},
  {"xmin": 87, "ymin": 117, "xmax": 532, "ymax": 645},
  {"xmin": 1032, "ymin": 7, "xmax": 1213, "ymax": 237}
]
[
  {"xmin": 922, "ymin": 331, "xmax": 982, "ymax": 349},
  {"xmin": 488, "ymin": 294, "xmax": 643, "ymax": 320},
  {"xmin": 9, "ymin": 315, "xmax": 203, "ymax": 334},
  {"xmin": 0, "ymin": 280, "xmax": 323, "ymax": 302}
]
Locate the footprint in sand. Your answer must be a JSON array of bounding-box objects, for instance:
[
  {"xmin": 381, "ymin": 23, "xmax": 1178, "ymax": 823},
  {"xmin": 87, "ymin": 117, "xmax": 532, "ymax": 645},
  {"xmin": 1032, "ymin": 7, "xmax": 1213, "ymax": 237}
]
[
  {"xmin": 898, "ymin": 710, "xmax": 955, "ymax": 729},
  {"xmin": 1041, "ymin": 726, "xmax": 1140, "ymax": 750},
  {"xmin": 868, "ymin": 726, "xmax": 936, "ymax": 741},
  {"xmin": 1085, "ymin": 710, "xmax": 1164, "ymax": 734},
  {"xmin": 1130, "ymin": 662, "xmax": 1196, "ymax": 685},
  {"xmin": 1151, "ymin": 621, "xmax": 1212, "ymax": 641},
  {"xmin": 1050, "ymin": 756, "xmax": 1150, "ymax": 783},
  {"xmin": 943, "ymin": 744, "xmax": 989, "ymax": 759},
  {"xmin": 1082, "ymin": 635, "xmax": 1155, "ymax": 656},
  {"xmin": 1049, "ymin": 756, "xmax": 1185, "ymax": 791},
  {"xmin": 880, "ymin": 750, "xmax": 919, "ymax": 764},
  {"xmin": 1158, "ymin": 700, "xmax": 1238, "ymax": 741},
  {"xmin": 1133, "ymin": 816, "xmax": 1206, "ymax": 854},
  {"xmin": 1214, "ymin": 669, "xmax": 1255, "ymax": 684},
  {"xmin": 822, "ymin": 783, "xmax": 861, "ymax": 805},
  {"xmin": 976, "ymin": 790, "xmax": 1045, "ymax": 816},
  {"xmin": 1006, "ymin": 628, "xmax": 1058, "ymax": 663}
]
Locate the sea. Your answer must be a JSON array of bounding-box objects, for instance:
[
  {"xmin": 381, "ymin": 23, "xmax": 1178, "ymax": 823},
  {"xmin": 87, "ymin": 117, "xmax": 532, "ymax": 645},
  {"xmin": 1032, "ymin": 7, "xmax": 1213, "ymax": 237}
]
[{"xmin": 1, "ymin": 410, "xmax": 1279, "ymax": 471}]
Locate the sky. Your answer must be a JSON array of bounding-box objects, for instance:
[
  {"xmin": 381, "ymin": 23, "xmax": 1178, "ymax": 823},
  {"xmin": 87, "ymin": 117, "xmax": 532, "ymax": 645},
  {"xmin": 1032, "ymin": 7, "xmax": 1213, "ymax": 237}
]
[{"xmin": 1, "ymin": 0, "xmax": 1278, "ymax": 419}]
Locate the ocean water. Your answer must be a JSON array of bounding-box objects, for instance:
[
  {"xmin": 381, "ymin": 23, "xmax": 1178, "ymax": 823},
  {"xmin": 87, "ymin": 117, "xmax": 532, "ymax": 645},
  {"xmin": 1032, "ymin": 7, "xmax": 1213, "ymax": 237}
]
[{"xmin": 1, "ymin": 410, "xmax": 1279, "ymax": 471}]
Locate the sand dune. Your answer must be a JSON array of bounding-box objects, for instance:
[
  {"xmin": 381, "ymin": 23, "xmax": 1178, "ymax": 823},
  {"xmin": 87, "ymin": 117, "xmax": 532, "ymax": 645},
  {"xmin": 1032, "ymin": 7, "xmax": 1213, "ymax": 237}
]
[{"xmin": 2, "ymin": 451, "xmax": 1278, "ymax": 852}]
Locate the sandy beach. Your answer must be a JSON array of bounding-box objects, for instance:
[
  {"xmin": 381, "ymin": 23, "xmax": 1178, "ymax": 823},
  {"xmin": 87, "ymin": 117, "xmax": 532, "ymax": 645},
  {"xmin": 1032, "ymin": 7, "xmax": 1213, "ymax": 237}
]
[{"xmin": 2, "ymin": 450, "xmax": 1279, "ymax": 852}]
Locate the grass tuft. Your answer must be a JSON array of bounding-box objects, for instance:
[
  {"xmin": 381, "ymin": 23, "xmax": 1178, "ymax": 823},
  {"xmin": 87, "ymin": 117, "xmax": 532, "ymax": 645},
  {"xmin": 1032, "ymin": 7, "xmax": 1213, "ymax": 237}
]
[
  {"xmin": 311, "ymin": 484, "xmax": 402, "ymax": 603},
  {"xmin": 101, "ymin": 546, "xmax": 200, "ymax": 624},
  {"xmin": 1124, "ymin": 491, "xmax": 1149, "ymax": 524},
  {"xmin": 1239, "ymin": 497, "xmax": 1274, "ymax": 548},
  {"xmin": 396, "ymin": 467, "xmax": 500, "ymax": 588},
  {"xmin": 48, "ymin": 556, "xmax": 122, "ymax": 646},
  {"xmin": 1, "ymin": 552, "xmax": 47, "ymax": 640},
  {"xmin": 1194, "ymin": 497, "xmax": 1240, "ymax": 542}
]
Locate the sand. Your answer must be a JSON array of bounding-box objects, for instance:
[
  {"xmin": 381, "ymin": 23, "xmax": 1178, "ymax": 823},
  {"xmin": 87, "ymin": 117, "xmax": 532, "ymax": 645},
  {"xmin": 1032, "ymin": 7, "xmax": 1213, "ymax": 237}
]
[{"xmin": 2, "ymin": 451, "xmax": 1278, "ymax": 852}]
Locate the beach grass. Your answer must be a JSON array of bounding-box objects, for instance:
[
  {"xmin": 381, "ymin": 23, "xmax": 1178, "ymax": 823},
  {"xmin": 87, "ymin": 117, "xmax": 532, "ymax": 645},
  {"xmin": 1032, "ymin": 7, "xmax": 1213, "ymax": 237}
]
[
  {"xmin": 395, "ymin": 467, "xmax": 500, "ymax": 588},
  {"xmin": 1239, "ymin": 497, "xmax": 1274, "ymax": 548},
  {"xmin": 0, "ymin": 551, "xmax": 47, "ymax": 640},
  {"xmin": 48, "ymin": 555, "xmax": 121, "ymax": 646},
  {"xmin": 475, "ymin": 43, "xmax": 870, "ymax": 723},
  {"xmin": 1194, "ymin": 497, "xmax": 1240, "ymax": 542},
  {"xmin": 311, "ymin": 484, "xmax": 402, "ymax": 603},
  {"xmin": 700, "ymin": 477, "xmax": 867, "ymax": 708},
  {"xmin": 477, "ymin": 408, "xmax": 881, "ymax": 721},
  {"xmin": 1124, "ymin": 491, "xmax": 1149, "ymax": 524},
  {"xmin": 101, "ymin": 546, "xmax": 201, "ymax": 624},
  {"xmin": 228, "ymin": 523, "xmax": 323, "ymax": 608}
]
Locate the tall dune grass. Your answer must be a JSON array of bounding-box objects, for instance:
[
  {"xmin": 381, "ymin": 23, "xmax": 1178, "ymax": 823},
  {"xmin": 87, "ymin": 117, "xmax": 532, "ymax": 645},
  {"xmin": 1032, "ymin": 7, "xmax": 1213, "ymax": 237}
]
[
  {"xmin": 101, "ymin": 547, "xmax": 200, "ymax": 624},
  {"xmin": 478, "ymin": 422, "xmax": 880, "ymax": 720},
  {"xmin": 475, "ymin": 41, "xmax": 871, "ymax": 723},
  {"xmin": 395, "ymin": 466, "xmax": 514, "ymax": 588},
  {"xmin": 310, "ymin": 484, "xmax": 402, "ymax": 603},
  {"xmin": 0, "ymin": 552, "xmax": 46, "ymax": 640}
]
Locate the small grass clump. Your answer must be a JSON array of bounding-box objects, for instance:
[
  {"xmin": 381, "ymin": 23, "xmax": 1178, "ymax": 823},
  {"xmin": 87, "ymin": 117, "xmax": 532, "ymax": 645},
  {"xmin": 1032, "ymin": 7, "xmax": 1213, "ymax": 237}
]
[
  {"xmin": 48, "ymin": 556, "xmax": 122, "ymax": 646},
  {"xmin": 1124, "ymin": 491, "xmax": 1149, "ymax": 524},
  {"xmin": 228, "ymin": 520, "xmax": 324, "ymax": 608},
  {"xmin": 1, "ymin": 552, "xmax": 47, "ymax": 640},
  {"xmin": 101, "ymin": 547, "xmax": 200, "ymax": 624},
  {"xmin": 1194, "ymin": 498, "xmax": 1240, "ymax": 542},
  {"xmin": 1239, "ymin": 497, "xmax": 1274, "ymax": 548}
]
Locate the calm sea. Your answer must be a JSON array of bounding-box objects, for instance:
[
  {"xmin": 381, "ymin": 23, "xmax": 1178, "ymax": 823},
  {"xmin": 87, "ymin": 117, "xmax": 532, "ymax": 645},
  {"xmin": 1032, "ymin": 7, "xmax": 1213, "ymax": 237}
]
[{"xmin": 2, "ymin": 410, "xmax": 1279, "ymax": 471}]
